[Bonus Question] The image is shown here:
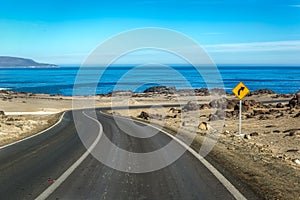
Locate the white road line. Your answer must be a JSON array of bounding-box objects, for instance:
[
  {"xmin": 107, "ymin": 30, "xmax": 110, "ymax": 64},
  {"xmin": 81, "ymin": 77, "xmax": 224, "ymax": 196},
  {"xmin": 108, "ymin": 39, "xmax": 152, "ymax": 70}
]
[
  {"xmin": 0, "ymin": 112, "xmax": 66, "ymax": 150},
  {"xmin": 101, "ymin": 111, "xmax": 247, "ymax": 200},
  {"xmin": 35, "ymin": 111, "xmax": 103, "ymax": 200}
]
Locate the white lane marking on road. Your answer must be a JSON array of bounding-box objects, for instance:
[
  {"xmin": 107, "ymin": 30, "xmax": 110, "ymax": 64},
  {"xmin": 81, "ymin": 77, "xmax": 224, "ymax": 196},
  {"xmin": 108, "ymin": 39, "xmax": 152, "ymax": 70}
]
[
  {"xmin": 0, "ymin": 112, "xmax": 66, "ymax": 150},
  {"xmin": 35, "ymin": 111, "xmax": 103, "ymax": 200},
  {"xmin": 101, "ymin": 111, "xmax": 247, "ymax": 200}
]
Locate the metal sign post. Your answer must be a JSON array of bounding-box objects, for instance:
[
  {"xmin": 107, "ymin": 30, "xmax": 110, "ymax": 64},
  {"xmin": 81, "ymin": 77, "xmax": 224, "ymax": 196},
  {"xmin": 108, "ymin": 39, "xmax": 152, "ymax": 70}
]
[
  {"xmin": 232, "ymin": 82, "xmax": 250, "ymax": 134},
  {"xmin": 239, "ymin": 100, "xmax": 242, "ymax": 134}
]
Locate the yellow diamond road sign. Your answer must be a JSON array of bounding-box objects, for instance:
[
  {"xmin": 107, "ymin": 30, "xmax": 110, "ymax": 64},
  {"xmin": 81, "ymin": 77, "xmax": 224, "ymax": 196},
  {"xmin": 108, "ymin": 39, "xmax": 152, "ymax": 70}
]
[{"xmin": 232, "ymin": 82, "xmax": 250, "ymax": 100}]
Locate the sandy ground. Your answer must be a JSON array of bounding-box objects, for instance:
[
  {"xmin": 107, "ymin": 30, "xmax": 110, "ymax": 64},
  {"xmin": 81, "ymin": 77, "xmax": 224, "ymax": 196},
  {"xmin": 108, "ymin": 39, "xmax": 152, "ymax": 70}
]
[{"xmin": 0, "ymin": 90, "xmax": 299, "ymax": 199}]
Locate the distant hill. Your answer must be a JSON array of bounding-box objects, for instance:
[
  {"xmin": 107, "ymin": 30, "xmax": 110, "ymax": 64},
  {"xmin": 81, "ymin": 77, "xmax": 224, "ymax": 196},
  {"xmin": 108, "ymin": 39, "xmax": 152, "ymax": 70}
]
[{"xmin": 0, "ymin": 56, "xmax": 57, "ymax": 68}]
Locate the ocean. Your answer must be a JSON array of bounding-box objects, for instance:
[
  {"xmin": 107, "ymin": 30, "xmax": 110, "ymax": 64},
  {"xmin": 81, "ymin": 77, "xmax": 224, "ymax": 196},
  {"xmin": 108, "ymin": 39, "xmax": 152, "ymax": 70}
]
[{"xmin": 0, "ymin": 65, "xmax": 299, "ymax": 96}]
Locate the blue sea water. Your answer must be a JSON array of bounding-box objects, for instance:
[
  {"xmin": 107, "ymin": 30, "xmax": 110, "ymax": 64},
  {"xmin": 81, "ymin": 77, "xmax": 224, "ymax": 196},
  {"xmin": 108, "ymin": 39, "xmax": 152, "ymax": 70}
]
[{"xmin": 0, "ymin": 65, "xmax": 299, "ymax": 96}]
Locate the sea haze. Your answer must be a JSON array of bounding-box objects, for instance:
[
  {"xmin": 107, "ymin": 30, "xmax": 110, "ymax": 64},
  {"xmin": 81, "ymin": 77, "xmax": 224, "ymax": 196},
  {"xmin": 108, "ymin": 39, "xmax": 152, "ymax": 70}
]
[{"xmin": 0, "ymin": 65, "xmax": 299, "ymax": 96}]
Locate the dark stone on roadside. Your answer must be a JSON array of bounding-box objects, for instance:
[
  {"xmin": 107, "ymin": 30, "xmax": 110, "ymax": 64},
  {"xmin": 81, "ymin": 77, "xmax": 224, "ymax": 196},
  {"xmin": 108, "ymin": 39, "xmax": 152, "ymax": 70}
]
[
  {"xmin": 0, "ymin": 111, "xmax": 5, "ymax": 115},
  {"xmin": 138, "ymin": 111, "xmax": 150, "ymax": 120},
  {"xmin": 137, "ymin": 111, "xmax": 163, "ymax": 120},
  {"xmin": 250, "ymin": 132, "xmax": 259, "ymax": 137},
  {"xmin": 183, "ymin": 101, "xmax": 199, "ymax": 111},
  {"xmin": 244, "ymin": 134, "xmax": 251, "ymax": 139}
]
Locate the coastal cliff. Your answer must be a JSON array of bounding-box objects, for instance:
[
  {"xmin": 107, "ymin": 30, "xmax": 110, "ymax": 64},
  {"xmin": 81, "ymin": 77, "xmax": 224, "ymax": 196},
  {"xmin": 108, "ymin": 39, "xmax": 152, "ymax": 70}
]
[{"xmin": 0, "ymin": 56, "xmax": 57, "ymax": 68}]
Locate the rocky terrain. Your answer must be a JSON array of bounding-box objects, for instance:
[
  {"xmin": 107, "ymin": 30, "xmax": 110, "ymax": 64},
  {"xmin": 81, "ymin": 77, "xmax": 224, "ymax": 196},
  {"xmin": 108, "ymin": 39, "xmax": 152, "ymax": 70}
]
[
  {"xmin": 0, "ymin": 87, "xmax": 299, "ymax": 199},
  {"xmin": 108, "ymin": 88, "xmax": 300, "ymax": 200}
]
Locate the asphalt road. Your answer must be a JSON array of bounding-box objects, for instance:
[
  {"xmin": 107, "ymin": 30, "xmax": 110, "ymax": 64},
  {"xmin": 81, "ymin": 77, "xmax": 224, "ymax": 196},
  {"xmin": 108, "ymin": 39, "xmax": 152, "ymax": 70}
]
[{"xmin": 0, "ymin": 109, "xmax": 244, "ymax": 200}]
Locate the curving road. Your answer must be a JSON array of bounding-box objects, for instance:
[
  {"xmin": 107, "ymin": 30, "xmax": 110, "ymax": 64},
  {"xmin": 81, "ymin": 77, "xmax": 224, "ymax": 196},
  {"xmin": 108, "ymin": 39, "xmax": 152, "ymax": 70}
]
[{"xmin": 0, "ymin": 109, "xmax": 247, "ymax": 200}]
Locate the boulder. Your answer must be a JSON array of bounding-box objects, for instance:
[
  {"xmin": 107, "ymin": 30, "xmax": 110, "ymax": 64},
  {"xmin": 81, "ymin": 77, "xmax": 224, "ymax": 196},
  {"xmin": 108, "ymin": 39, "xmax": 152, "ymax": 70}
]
[
  {"xmin": 0, "ymin": 111, "xmax": 5, "ymax": 115},
  {"xmin": 183, "ymin": 101, "xmax": 199, "ymax": 111},
  {"xmin": 226, "ymin": 99, "xmax": 239, "ymax": 109},
  {"xmin": 276, "ymin": 103, "xmax": 284, "ymax": 108},
  {"xmin": 199, "ymin": 104, "xmax": 210, "ymax": 110},
  {"xmin": 143, "ymin": 86, "xmax": 176, "ymax": 94},
  {"xmin": 210, "ymin": 88, "xmax": 226, "ymax": 95},
  {"xmin": 209, "ymin": 109, "xmax": 225, "ymax": 121},
  {"xmin": 244, "ymin": 134, "xmax": 251, "ymax": 139},
  {"xmin": 250, "ymin": 132, "xmax": 259, "ymax": 137},
  {"xmin": 209, "ymin": 97, "xmax": 227, "ymax": 109},
  {"xmin": 198, "ymin": 122, "xmax": 209, "ymax": 130},
  {"xmin": 137, "ymin": 111, "xmax": 150, "ymax": 120},
  {"xmin": 234, "ymin": 104, "xmax": 251, "ymax": 112},
  {"xmin": 250, "ymin": 89, "xmax": 276, "ymax": 95},
  {"xmin": 294, "ymin": 112, "xmax": 300, "ymax": 118},
  {"xmin": 194, "ymin": 88, "xmax": 210, "ymax": 96},
  {"xmin": 288, "ymin": 90, "xmax": 300, "ymax": 108}
]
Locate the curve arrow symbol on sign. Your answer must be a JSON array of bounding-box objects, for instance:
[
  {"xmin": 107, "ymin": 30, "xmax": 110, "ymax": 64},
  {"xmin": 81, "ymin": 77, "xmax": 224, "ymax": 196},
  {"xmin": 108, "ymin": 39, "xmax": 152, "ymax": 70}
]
[{"xmin": 238, "ymin": 87, "xmax": 245, "ymax": 96}]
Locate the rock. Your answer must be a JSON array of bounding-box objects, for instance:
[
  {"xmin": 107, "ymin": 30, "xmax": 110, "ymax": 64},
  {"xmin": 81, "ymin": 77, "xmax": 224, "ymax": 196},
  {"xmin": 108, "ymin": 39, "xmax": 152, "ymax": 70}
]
[
  {"xmin": 198, "ymin": 122, "xmax": 209, "ymax": 130},
  {"xmin": 258, "ymin": 115, "xmax": 271, "ymax": 120},
  {"xmin": 137, "ymin": 111, "xmax": 150, "ymax": 120},
  {"xmin": 226, "ymin": 111, "xmax": 234, "ymax": 118},
  {"xmin": 276, "ymin": 103, "xmax": 284, "ymax": 108},
  {"xmin": 209, "ymin": 110, "xmax": 225, "ymax": 121},
  {"xmin": 250, "ymin": 89, "xmax": 276, "ymax": 95},
  {"xmin": 253, "ymin": 109, "xmax": 267, "ymax": 116},
  {"xmin": 243, "ymin": 100, "xmax": 250, "ymax": 106},
  {"xmin": 169, "ymin": 107, "xmax": 181, "ymax": 113},
  {"xmin": 250, "ymin": 132, "xmax": 259, "ymax": 137},
  {"xmin": 209, "ymin": 97, "xmax": 227, "ymax": 109},
  {"xmin": 183, "ymin": 101, "xmax": 199, "ymax": 111},
  {"xmin": 234, "ymin": 104, "xmax": 251, "ymax": 112},
  {"xmin": 227, "ymin": 147, "xmax": 235, "ymax": 150},
  {"xmin": 288, "ymin": 98, "xmax": 298, "ymax": 108},
  {"xmin": 286, "ymin": 149, "xmax": 298, "ymax": 152},
  {"xmin": 226, "ymin": 99, "xmax": 239, "ymax": 109},
  {"xmin": 273, "ymin": 130, "xmax": 281, "ymax": 133},
  {"xmin": 143, "ymin": 86, "xmax": 175, "ymax": 94},
  {"xmin": 208, "ymin": 114, "xmax": 219, "ymax": 121},
  {"xmin": 0, "ymin": 111, "xmax": 5, "ymax": 115},
  {"xmin": 288, "ymin": 90, "xmax": 300, "ymax": 108},
  {"xmin": 292, "ymin": 159, "xmax": 300, "ymax": 165},
  {"xmin": 199, "ymin": 104, "xmax": 210, "ymax": 110},
  {"xmin": 194, "ymin": 88, "xmax": 210, "ymax": 96},
  {"xmin": 108, "ymin": 90, "xmax": 133, "ymax": 96},
  {"xmin": 210, "ymin": 88, "xmax": 226, "ymax": 95},
  {"xmin": 294, "ymin": 112, "xmax": 300, "ymax": 118},
  {"xmin": 244, "ymin": 134, "xmax": 251, "ymax": 139}
]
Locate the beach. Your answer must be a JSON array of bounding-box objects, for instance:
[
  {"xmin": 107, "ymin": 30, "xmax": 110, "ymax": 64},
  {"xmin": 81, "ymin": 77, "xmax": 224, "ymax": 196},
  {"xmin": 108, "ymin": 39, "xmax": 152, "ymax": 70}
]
[{"xmin": 0, "ymin": 88, "xmax": 299, "ymax": 199}]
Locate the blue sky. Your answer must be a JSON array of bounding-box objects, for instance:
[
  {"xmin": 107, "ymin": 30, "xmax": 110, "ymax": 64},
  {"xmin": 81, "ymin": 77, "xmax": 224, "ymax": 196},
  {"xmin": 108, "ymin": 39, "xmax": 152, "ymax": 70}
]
[{"xmin": 0, "ymin": 0, "xmax": 300, "ymax": 65}]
